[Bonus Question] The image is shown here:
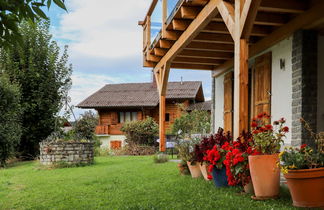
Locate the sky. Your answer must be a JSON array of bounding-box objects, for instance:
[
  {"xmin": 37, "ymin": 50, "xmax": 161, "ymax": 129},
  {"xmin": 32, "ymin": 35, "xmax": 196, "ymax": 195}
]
[{"xmin": 47, "ymin": 0, "xmax": 212, "ymax": 119}]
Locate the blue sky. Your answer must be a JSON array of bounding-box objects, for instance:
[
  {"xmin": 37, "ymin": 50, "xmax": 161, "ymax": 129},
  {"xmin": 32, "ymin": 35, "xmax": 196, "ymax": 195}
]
[{"xmin": 46, "ymin": 0, "xmax": 212, "ymax": 118}]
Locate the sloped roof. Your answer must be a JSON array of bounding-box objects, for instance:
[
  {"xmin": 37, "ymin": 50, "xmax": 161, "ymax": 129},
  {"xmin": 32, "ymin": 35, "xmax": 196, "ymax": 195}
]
[
  {"xmin": 187, "ymin": 100, "xmax": 212, "ymax": 111},
  {"xmin": 77, "ymin": 81, "xmax": 204, "ymax": 109}
]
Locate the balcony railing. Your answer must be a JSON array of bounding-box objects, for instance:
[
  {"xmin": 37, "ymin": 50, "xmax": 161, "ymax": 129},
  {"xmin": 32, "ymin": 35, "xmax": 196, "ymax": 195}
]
[
  {"xmin": 142, "ymin": 0, "xmax": 182, "ymax": 52},
  {"xmin": 95, "ymin": 125, "xmax": 109, "ymax": 135}
]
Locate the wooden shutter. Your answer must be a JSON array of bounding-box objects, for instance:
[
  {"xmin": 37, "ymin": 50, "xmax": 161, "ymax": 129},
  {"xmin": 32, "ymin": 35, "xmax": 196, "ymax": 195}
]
[
  {"xmin": 224, "ymin": 71, "xmax": 234, "ymax": 134},
  {"xmin": 252, "ymin": 52, "xmax": 272, "ymax": 117},
  {"xmin": 111, "ymin": 112, "xmax": 118, "ymax": 125},
  {"xmin": 110, "ymin": 141, "xmax": 122, "ymax": 150}
]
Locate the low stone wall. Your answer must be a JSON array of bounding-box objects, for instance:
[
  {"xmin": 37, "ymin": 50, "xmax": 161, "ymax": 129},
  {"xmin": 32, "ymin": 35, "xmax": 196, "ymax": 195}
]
[{"xmin": 39, "ymin": 141, "xmax": 94, "ymax": 165}]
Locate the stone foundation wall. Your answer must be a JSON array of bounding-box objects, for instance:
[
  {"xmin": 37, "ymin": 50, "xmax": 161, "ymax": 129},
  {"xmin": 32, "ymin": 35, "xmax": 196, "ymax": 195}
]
[{"xmin": 39, "ymin": 141, "xmax": 94, "ymax": 165}]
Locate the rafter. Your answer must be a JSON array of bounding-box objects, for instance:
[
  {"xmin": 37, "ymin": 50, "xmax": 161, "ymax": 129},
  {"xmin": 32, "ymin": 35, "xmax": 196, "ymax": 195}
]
[
  {"xmin": 193, "ymin": 33, "xmax": 234, "ymax": 44},
  {"xmin": 178, "ymin": 49, "xmax": 233, "ymax": 59},
  {"xmin": 240, "ymin": 0, "xmax": 261, "ymax": 39},
  {"xmin": 216, "ymin": 0, "xmax": 235, "ymax": 38},
  {"xmin": 185, "ymin": 42, "xmax": 234, "ymax": 52}
]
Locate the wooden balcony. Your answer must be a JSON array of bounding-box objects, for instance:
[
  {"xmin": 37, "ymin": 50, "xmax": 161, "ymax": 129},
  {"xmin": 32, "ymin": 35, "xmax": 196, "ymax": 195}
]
[{"xmin": 95, "ymin": 125, "xmax": 109, "ymax": 135}]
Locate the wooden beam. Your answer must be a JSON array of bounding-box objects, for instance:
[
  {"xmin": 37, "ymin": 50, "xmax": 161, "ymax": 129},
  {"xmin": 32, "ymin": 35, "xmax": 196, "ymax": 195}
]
[
  {"xmin": 159, "ymin": 94, "xmax": 166, "ymax": 152},
  {"xmin": 216, "ymin": 0, "xmax": 235, "ymax": 38},
  {"xmin": 154, "ymin": 48, "xmax": 168, "ymax": 56},
  {"xmin": 153, "ymin": 0, "xmax": 221, "ymax": 73},
  {"xmin": 259, "ymin": 0, "xmax": 308, "ymax": 14},
  {"xmin": 251, "ymin": 1, "xmax": 324, "ymax": 57},
  {"xmin": 172, "ymin": 19, "xmax": 192, "ymax": 31},
  {"xmin": 163, "ymin": 31, "xmax": 182, "ymax": 40},
  {"xmin": 212, "ymin": 59, "xmax": 234, "ymax": 77},
  {"xmin": 146, "ymin": 54, "xmax": 161, "ymax": 62},
  {"xmin": 193, "ymin": 33, "xmax": 234, "ymax": 44},
  {"xmin": 173, "ymin": 57, "xmax": 225, "ymax": 65},
  {"xmin": 171, "ymin": 63, "xmax": 214, "ymax": 70},
  {"xmin": 162, "ymin": 0, "xmax": 167, "ymax": 37},
  {"xmin": 181, "ymin": 6, "xmax": 200, "ymax": 19},
  {"xmin": 254, "ymin": 12, "xmax": 286, "ymax": 26},
  {"xmin": 159, "ymin": 40, "xmax": 174, "ymax": 49},
  {"xmin": 203, "ymin": 22, "xmax": 269, "ymax": 36},
  {"xmin": 240, "ymin": 0, "xmax": 261, "ymax": 39},
  {"xmin": 179, "ymin": 49, "xmax": 233, "ymax": 59},
  {"xmin": 186, "ymin": 42, "xmax": 234, "ymax": 52}
]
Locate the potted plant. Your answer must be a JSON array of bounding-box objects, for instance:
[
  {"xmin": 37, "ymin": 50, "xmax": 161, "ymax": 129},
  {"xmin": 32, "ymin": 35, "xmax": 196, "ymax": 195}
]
[
  {"xmin": 176, "ymin": 138, "xmax": 202, "ymax": 178},
  {"xmin": 249, "ymin": 113, "xmax": 288, "ymax": 199},
  {"xmin": 223, "ymin": 131, "xmax": 259, "ymax": 193},
  {"xmin": 177, "ymin": 160, "xmax": 190, "ymax": 175},
  {"xmin": 194, "ymin": 134, "xmax": 219, "ymax": 180},
  {"xmin": 204, "ymin": 128, "xmax": 232, "ymax": 187},
  {"xmin": 278, "ymin": 119, "xmax": 324, "ymax": 208}
]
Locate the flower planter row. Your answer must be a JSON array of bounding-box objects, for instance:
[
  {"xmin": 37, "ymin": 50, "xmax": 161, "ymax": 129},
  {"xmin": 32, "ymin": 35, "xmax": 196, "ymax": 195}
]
[{"xmin": 186, "ymin": 154, "xmax": 324, "ymax": 208}]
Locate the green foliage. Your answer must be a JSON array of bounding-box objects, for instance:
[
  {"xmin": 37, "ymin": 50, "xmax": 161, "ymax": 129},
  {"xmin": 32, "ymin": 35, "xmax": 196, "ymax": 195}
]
[
  {"xmin": 0, "ymin": 21, "xmax": 72, "ymax": 159},
  {"xmin": 172, "ymin": 110, "xmax": 211, "ymax": 137},
  {"xmin": 176, "ymin": 138, "xmax": 201, "ymax": 163},
  {"xmin": 279, "ymin": 145, "xmax": 324, "ymax": 174},
  {"xmin": 0, "ymin": 156, "xmax": 297, "ymax": 210},
  {"xmin": 153, "ymin": 153, "xmax": 169, "ymax": 163},
  {"xmin": 0, "ymin": 0, "xmax": 67, "ymax": 47},
  {"xmin": 121, "ymin": 117, "xmax": 158, "ymax": 146},
  {"xmin": 74, "ymin": 111, "xmax": 98, "ymax": 141},
  {"xmin": 0, "ymin": 74, "xmax": 22, "ymax": 166}
]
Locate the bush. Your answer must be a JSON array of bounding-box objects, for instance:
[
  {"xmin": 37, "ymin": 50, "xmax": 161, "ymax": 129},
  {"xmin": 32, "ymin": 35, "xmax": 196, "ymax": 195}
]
[
  {"xmin": 74, "ymin": 111, "xmax": 98, "ymax": 141},
  {"xmin": 176, "ymin": 138, "xmax": 201, "ymax": 163},
  {"xmin": 172, "ymin": 110, "xmax": 211, "ymax": 137},
  {"xmin": 153, "ymin": 153, "xmax": 169, "ymax": 163},
  {"xmin": 0, "ymin": 75, "xmax": 22, "ymax": 167},
  {"xmin": 121, "ymin": 117, "xmax": 158, "ymax": 146},
  {"xmin": 116, "ymin": 143, "xmax": 157, "ymax": 156}
]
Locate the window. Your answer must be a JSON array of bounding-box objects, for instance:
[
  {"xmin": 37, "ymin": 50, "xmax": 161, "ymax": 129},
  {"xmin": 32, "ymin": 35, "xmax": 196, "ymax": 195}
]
[
  {"xmin": 118, "ymin": 111, "xmax": 138, "ymax": 123},
  {"xmin": 165, "ymin": 113, "xmax": 170, "ymax": 122}
]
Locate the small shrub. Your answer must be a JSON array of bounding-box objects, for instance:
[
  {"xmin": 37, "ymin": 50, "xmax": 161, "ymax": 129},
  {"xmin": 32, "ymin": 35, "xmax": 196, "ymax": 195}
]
[
  {"xmin": 153, "ymin": 153, "xmax": 169, "ymax": 163},
  {"xmin": 116, "ymin": 143, "xmax": 157, "ymax": 156},
  {"xmin": 121, "ymin": 117, "xmax": 158, "ymax": 146},
  {"xmin": 177, "ymin": 160, "xmax": 190, "ymax": 175}
]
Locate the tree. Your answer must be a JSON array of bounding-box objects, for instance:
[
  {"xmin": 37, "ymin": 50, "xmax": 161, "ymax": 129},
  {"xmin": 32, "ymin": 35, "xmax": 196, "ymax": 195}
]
[
  {"xmin": 0, "ymin": 74, "xmax": 22, "ymax": 166},
  {"xmin": 0, "ymin": 20, "xmax": 72, "ymax": 159},
  {"xmin": 74, "ymin": 111, "xmax": 98, "ymax": 141},
  {"xmin": 0, "ymin": 0, "xmax": 67, "ymax": 47}
]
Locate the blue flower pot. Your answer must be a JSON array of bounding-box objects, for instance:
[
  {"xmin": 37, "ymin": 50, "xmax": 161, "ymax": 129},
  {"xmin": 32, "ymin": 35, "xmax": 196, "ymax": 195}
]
[{"xmin": 212, "ymin": 167, "xmax": 228, "ymax": 187}]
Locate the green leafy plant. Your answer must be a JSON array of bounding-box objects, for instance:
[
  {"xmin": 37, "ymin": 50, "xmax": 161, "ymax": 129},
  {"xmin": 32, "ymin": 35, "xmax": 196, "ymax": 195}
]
[
  {"xmin": 251, "ymin": 113, "xmax": 288, "ymax": 154},
  {"xmin": 175, "ymin": 138, "xmax": 201, "ymax": 164},
  {"xmin": 0, "ymin": 74, "xmax": 22, "ymax": 167},
  {"xmin": 153, "ymin": 153, "xmax": 169, "ymax": 164},
  {"xmin": 121, "ymin": 117, "xmax": 158, "ymax": 146}
]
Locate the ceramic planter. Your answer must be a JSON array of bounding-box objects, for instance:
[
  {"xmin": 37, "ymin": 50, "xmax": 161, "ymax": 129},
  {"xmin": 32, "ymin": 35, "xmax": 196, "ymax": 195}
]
[
  {"xmin": 187, "ymin": 161, "xmax": 202, "ymax": 178},
  {"xmin": 199, "ymin": 163, "xmax": 210, "ymax": 181},
  {"xmin": 284, "ymin": 167, "xmax": 324, "ymax": 208},
  {"xmin": 248, "ymin": 154, "xmax": 280, "ymax": 199},
  {"xmin": 212, "ymin": 167, "xmax": 228, "ymax": 187}
]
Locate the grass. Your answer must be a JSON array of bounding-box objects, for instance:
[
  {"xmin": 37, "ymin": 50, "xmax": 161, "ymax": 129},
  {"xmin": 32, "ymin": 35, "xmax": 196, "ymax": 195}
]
[{"xmin": 0, "ymin": 156, "xmax": 299, "ymax": 210}]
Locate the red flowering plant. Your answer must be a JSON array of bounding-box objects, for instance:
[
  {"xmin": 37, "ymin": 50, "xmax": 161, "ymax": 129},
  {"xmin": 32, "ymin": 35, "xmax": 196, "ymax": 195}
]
[
  {"xmin": 194, "ymin": 128, "xmax": 231, "ymax": 164},
  {"xmin": 223, "ymin": 132, "xmax": 260, "ymax": 186},
  {"xmin": 203, "ymin": 128, "xmax": 232, "ymax": 179},
  {"xmin": 251, "ymin": 112, "xmax": 288, "ymax": 155}
]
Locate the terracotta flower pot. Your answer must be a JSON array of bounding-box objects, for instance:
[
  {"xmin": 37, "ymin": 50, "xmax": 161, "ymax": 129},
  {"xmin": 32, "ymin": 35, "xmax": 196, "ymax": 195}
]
[
  {"xmin": 187, "ymin": 161, "xmax": 202, "ymax": 178},
  {"xmin": 243, "ymin": 181, "xmax": 254, "ymax": 194},
  {"xmin": 199, "ymin": 163, "xmax": 210, "ymax": 181},
  {"xmin": 284, "ymin": 167, "xmax": 324, "ymax": 208},
  {"xmin": 248, "ymin": 154, "xmax": 280, "ymax": 199}
]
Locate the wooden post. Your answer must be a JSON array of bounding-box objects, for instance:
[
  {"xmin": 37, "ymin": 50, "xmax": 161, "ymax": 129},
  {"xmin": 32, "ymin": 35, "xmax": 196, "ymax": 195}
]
[
  {"xmin": 162, "ymin": 0, "xmax": 167, "ymax": 38},
  {"xmin": 233, "ymin": 0, "xmax": 249, "ymax": 139},
  {"xmin": 159, "ymin": 94, "xmax": 166, "ymax": 152}
]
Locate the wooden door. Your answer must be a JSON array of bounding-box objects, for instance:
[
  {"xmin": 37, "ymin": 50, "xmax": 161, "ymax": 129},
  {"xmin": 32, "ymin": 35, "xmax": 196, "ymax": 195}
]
[
  {"xmin": 224, "ymin": 71, "xmax": 234, "ymax": 134},
  {"xmin": 252, "ymin": 52, "xmax": 272, "ymax": 117},
  {"xmin": 110, "ymin": 141, "xmax": 122, "ymax": 150}
]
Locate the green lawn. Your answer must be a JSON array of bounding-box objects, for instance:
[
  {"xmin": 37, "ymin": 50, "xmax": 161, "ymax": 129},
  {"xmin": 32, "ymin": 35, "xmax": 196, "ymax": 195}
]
[{"xmin": 0, "ymin": 156, "xmax": 298, "ymax": 210}]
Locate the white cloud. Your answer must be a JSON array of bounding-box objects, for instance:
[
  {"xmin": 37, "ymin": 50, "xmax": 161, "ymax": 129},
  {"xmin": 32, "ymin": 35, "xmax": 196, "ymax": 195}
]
[{"xmin": 55, "ymin": 0, "xmax": 149, "ymax": 59}]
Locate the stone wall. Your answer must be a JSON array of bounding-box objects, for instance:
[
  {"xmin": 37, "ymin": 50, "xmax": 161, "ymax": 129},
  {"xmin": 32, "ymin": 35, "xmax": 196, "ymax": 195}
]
[
  {"xmin": 291, "ymin": 30, "xmax": 318, "ymax": 147},
  {"xmin": 39, "ymin": 141, "xmax": 94, "ymax": 165}
]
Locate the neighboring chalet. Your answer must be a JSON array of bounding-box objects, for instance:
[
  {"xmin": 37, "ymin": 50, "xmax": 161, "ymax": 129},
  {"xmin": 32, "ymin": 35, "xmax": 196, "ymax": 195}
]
[
  {"xmin": 77, "ymin": 81, "xmax": 206, "ymax": 149},
  {"xmin": 139, "ymin": 0, "xmax": 324, "ymax": 151}
]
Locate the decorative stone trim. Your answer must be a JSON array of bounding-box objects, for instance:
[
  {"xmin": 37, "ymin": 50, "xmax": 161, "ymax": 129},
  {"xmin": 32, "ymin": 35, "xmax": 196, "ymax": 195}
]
[
  {"xmin": 291, "ymin": 30, "xmax": 318, "ymax": 147},
  {"xmin": 39, "ymin": 141, "xmax": 94, "ymax": 165}
]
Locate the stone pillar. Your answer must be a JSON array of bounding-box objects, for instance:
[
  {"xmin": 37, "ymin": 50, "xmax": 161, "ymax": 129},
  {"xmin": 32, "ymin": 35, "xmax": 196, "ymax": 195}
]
[{"xmin": 291, "ymin": 30, "xmax": 318, "ymax": 147}]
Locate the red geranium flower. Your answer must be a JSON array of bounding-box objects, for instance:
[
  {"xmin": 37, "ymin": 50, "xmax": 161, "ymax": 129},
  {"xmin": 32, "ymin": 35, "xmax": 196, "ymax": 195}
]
[
  {"xmin": 251, "ymin": 122, "xmax": 258, "ymax": 128},
  {"xmin": 282, "ymin": 126, "xmax": 289, "ymax": 132},
  {"xmin": 265, "ymin": 124, "xmax": 273, "ymax": 130},
  {"xmin": 207, "ymin": 174, "xmax": 213, "ymax": 180},
  {"xmin": 300, "ymin": 144, "xmax": 307, "ymax": 149}
]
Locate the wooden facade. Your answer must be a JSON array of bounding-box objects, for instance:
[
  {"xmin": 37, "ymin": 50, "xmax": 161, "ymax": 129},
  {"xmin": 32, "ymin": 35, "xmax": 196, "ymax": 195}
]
[
  {"xmin": 95, "ymin": 100, "xmax": 190, "ymax": 136},
  {"xmin": 139, "ymin": 0, "xmax": 324, "ymax": 151}
]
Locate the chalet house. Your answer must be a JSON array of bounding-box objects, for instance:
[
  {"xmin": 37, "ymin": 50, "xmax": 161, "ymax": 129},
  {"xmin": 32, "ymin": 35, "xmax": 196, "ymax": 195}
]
[
  {"xmin": 77, "ymin": 81, "xmax": 206, "ymax": 149},
  {"xmin": 139, "ymin": 0, "xmax": 324, "ymax": 151}
]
